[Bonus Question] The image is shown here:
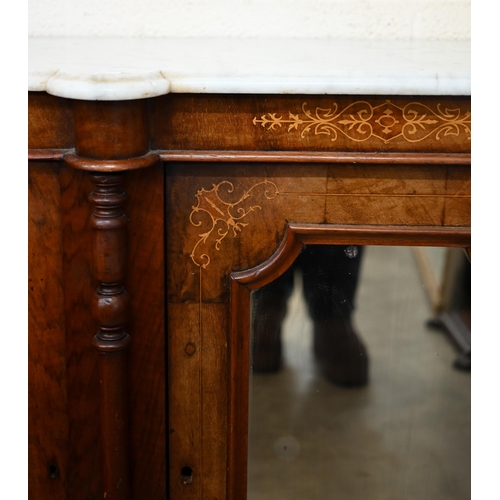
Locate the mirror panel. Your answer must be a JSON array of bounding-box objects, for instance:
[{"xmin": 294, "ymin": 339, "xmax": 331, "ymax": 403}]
[{"xmin": 248, "ymin": 245, "xmax": 470, "ymax": 499}]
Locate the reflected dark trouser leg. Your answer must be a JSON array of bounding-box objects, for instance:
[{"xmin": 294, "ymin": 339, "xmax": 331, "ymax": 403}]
[
  {"xmin": 251, "ymin": 265, "xmax": 294, "ymax": 372},
  {"xmin": 300, "ymin": 245, "xmax": 369, "ymax": 387}
]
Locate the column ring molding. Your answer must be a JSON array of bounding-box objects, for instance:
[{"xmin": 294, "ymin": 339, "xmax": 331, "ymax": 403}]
[
  {"xmin": 64, "ymin": 152, "xmax": 160, "ymax": 172},
  {"xmin": 92, "ymin": 334, "xmax": 132, "ymax": 353}
]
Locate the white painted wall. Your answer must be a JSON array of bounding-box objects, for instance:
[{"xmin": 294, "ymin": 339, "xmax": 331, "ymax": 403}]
[{"xmin": 29, "ymin": 0, "xmax": 470, "ymax": 40}]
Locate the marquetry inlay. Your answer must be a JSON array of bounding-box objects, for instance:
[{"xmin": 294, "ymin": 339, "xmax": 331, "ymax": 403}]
[
  {"xmin": 189, "ymin": 180, "xmax": 279, "ymax": 268},
  {"xmin": 253, "ymin": 100, "xmax": 471, "ymax": 144}
]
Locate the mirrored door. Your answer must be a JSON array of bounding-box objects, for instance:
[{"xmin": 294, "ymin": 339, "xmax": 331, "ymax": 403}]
[{"xmin": 247, "ymin": 245, "xmax": 470, "ymax": 499}]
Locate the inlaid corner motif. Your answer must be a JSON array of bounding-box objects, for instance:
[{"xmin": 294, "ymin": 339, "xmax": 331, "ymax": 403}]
[
  {"xmin": 253, "ymin": 100, "xmax": 471, "ymax": 144},
  {"xmin": 189, "ymin": 180, "xmax": 279, "ymax": 268}
]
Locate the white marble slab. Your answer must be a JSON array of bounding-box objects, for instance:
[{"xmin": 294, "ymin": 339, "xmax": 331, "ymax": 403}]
[{"xmin": 28, "ymin": 38, "xmax": 470, "ymax": 100}]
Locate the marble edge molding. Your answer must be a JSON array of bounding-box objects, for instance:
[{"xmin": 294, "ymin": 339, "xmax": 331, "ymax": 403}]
[
  {"xmin": 166, "ymin": 76, "xmax": 471, "ymax": 96},
  {"xmin": 29, "ymin": 72, "xmax": 471, "ymax": 100},
  {"xmin": 32, "ymin": 69, "xmax": 171, "ymax": 101}
]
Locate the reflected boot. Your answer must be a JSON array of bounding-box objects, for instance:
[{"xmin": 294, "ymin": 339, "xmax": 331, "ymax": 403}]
[
  {"xmin": 313, "ymin": 320, "xmax": 369, "ymax": 387},
  {"xmin": 251, "ymin": 294, "xmax": 289, "ymax": 373}
]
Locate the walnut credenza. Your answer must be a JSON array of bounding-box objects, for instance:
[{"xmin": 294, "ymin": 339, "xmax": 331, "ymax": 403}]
[{"xmin": 28, "ymin": 42, "xmax": 471, "ymax": 499}]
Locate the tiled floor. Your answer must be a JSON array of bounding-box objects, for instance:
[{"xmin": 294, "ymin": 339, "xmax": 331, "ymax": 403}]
[{"xmin": 248, "ymin": 246, "xmax": 471, "ymax": 499}]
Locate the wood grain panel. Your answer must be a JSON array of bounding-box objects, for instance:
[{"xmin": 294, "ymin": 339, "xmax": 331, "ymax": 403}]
[
  {"xmin": 28, "ymin": 162, "xmax": 69, "ymax": 500},
  {"xmin": 151, "ymin": 95, "xmax": 471, "ymax": 153},
  {"xmin": 324, "ymin": 195, "xmax": 447, "ymax": 225},
  {"xmin": 446, "ymin": 164, "xmax": 471, "ymax": 195},
  {"xmin": 167, "ymin": 162, "xmax": 284, "ymax": 304},
  {"xmin": 443, "ymin": 198, "xmax": 472, "ymax": 227},
  {"xmin": 325, "ymin": 164, "xmax": 450, "ymax": 195},
  {"xmin": 167, "ymin": 303, "xmax": 203, "ymax": 500},
  {"xmin": 74, "ymin": 100, "xmax": 150, "ymax": 160},
  {"xmin": 124, "ymin": 164, "xmax": 167, "ymax": 500},
  {"xmin": 200, "ymin": 303, "xmax": 228, "ymax": 500},
  {"xmin": 167, "ymin": 162, "xmax": 470, "ymax": 303},
  {"xmin": 28, "ymin": 93, "xmax": 74, "ymax": 149},
  {"xmin": 167, "ymin": 301, "xmax": 229, "ymax": 500},
  {"xmin": 59, "ymin": 166, "xmax": 102, "ymax": 500}
]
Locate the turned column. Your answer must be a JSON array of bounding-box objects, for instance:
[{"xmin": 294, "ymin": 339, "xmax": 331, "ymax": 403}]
[{"xmin": 65, "ymin": 100, "xmax": 159, "ymax": 500}]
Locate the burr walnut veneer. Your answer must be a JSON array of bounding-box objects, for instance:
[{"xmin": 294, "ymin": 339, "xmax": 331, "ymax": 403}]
[{"xmin": 28, "ymin": 39, "xmax": 470, "ymax": 500}]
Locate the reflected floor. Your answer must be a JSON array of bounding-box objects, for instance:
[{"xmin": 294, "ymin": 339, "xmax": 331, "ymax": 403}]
[{"xmin": 248, "ymin": 246, "xmax": 471, "ymax": 500}]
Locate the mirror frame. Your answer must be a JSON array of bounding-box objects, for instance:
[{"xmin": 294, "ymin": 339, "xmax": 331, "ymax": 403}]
[{"xmin": 228, "ymin": 222, "xmax": 470, "ymax": 500}]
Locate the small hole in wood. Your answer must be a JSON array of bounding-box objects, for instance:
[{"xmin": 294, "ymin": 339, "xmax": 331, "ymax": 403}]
[
  {"xmin": 181, "ymin": 466, "xmax": 193, "ymax": 485},
  {"xmin": 185, "ymin": 342, "xmax": 196, "ymax": 356},
  {"xmin": 48, "ymin": 464, "xmax": 58, "ymax": 479}
]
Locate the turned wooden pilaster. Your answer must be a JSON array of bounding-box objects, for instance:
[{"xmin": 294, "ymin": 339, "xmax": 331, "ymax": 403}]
[
  {"xmin": 89, "ymin": 172, "xmax": 131, "ymax": 499},
  {"xmin": 65, "ymin": 100, "xmax": 159, "ymax": 500}
]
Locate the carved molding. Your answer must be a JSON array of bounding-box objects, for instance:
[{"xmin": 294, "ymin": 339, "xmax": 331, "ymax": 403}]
[
  {"xmin": 30, "ymin": 149, "xmax": 471, "ymax": 165},
  {"xmin": 253, "ymin": 100, "xmax": 471, "ymax": 144}
]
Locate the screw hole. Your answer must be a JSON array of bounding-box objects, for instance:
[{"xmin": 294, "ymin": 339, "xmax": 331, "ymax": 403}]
[
  {"xmin": 185, "ymin": 342, "xmax": 196, "ymax": 356},
  {"xmin": 181, "ymin": 466, "xmax": 193, "ymax": 485},
  {"xmin": 48, "ymin": 464, "xmax": 58, "ymax": 479}
]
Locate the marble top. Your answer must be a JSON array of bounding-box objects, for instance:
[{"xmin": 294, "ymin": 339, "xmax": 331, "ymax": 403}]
[{"xmin": 28, "ymin": 38, "xmax": 470, "ymax": 100}]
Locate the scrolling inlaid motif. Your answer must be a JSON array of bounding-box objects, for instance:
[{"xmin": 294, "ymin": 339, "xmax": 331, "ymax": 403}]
[
  {"xmin": 190, "ymin": 180, "xmax": 279, "ymax": 268},
  {"xmin": 253, "ymin": 100, "xmax": 471, "ymax": 144}
]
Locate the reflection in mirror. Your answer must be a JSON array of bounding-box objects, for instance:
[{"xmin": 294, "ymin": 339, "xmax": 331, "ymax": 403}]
[{"xmin": 248, "ymin": 245, "xmax": 470, "ymax": 500}]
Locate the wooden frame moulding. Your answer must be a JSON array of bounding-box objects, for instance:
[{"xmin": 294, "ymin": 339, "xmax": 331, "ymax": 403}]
[
  {"xmin": 228, "ymin": 223, "xmax": 471, "ymax": 500},
  {"xmin": 29, "ymin": 149, "xmax": 472, "ymax": 165}
]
